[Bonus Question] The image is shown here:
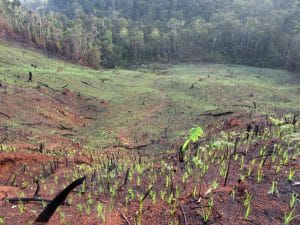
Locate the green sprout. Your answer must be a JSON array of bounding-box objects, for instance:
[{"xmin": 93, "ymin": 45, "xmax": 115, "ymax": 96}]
[
  {"xmin": 18, "ymin": 200, "xmax": 25, "ymax": 214},
  {"xmin": 192, "ymin": 185, "xmax": 197, "ymax": 197},
  {"xmin": 0, "ymin": 216, "xmax": 4, "ymax": 224},
  {"xmin": 150, "ymin": 190, "xmax": 157, "ymax": 204},
  {"xmin": 128, "ymin": 188, "xmax": 135, "ymax": 200},
  {"xmin": 96, "ymin": 202, "xmax": 104, "ymax": 218},
  {"xmin": 160, "ymin": 190, "xmax": 166, "ymax": 201},
  {"xmin": 77, "ymin": 203, "xmax": 83, "ymax": 213},
  {"xmin": 268, "ymin": 180, "xmax": 279, "ymax": 197},
  {"xmin": 275, "ymin": 165, "xmax": 281, "ymax": 174},
  {"xmin": 211, "ymin": 179, "xmax": 219, "ymax": 190},
  {"xmin": 269, "ymin": 117, "xmax": 284, "ymax": 126},
  {"xmin": 244, "ymin": 203, "xmax": 251, "ymax": 220},
  {"xmin": 284, "ymin": 210, "xmax": 295, "ymax": 225},
  {"xmin": 289, "ymin": 192, "xmax": 297, "ymax": 209},
  {"xmin": 59, "ymin": 211, "xmax": 65, "ymax": 223},
  {"xmin": 231, "ymin": 188, "xmax": 236, "ymax": 201},
  {"xmin": 85, "ymin": 204, "xmax": 91, "ymax": 215},
  {"xmin": 246, "ymin": 167, "xmax": 252, "ymax": 177},
  {"xmin": 198, "ymin": 197, "xmax": 214, "ymax": 223},
  {"xmin": 257, "ymin": 169, "xmax": 263, "ymax": 183},
  {"xmin": 287, "ymin": 168, "xmax": 295, "ymax": 182},
  {"xmin": 243, "ymin": 191, "xmax": 252, "ymax": 219}
]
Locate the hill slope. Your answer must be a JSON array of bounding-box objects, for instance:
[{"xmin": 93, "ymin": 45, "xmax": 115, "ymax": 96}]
[
  {"xmin": 0, "ymin": 40, "xmax": 299, "ymax": 225},
  {"xmin": 0, "ymin": 39, "xmax": 299, "ymax": 150}
]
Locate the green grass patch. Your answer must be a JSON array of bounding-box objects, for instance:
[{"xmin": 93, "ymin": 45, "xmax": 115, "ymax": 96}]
[{"xmin": 0, "ymin": 42, "xmax": 299, "ymax": 151}]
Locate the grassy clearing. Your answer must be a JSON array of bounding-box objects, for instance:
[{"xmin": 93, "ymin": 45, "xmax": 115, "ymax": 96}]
[
  {"xmin": 0, "ymin": 41, "xmax": 299, "ymax": 150},
  {"xmin": 142, "ymin": 63, "xmax": 300, "ymax": 144}
]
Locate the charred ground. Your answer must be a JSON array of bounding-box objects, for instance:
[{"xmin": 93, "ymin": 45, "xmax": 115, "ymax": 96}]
[{"xmin": 0, "ymin": 40, "xmax": 299, "ymax": 224}]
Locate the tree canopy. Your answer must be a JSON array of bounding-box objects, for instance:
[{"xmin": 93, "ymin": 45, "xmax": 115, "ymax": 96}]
[{"xmin": 0, "ymin": 0, "xmax": 299, "ymax": 70}]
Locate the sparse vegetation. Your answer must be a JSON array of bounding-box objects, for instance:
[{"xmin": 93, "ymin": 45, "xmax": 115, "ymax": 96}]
[{"xmin": 0, "ymin": 28, "xmax": 299, "ymax": 225}]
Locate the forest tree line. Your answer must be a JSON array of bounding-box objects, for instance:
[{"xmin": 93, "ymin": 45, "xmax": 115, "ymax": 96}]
[{"xmin": 0, "ymin": 0, "xmax": 299, "ymax": 71}]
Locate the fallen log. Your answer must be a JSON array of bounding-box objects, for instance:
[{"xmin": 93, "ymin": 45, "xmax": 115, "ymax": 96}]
[
  {"xmin": 117, "ymin": 208, "xmax": 131, "ymax": 225},
  {"xmin": 0, "ymin": 112, "xmax": 10, "ymax": 119},
  {"xmin": 81, "ymin": 81, "xmax": 92, "ymax": 86},
  {"xmin": 6, "ymin": 197, "xmax": 70, "ymax": 206},
  {"xmin": 83, "ymin": 116, "xmax": 94, "ymax": 120},
  {"xmin": 111, "ymin": 142, "xmax": 152, "ymax": 150},
  {"xmin": 6, "ymin": 179, "xmax": 70, "ymax": 206},
  {"xmin": 37, "ymin": 82, "xmax": 55, "ymax": 91},
  {"xmin": 57, "ymin": 125, "xmax": 73, "ymax": 131},
  {"xmin": 21, "ymin": 122, "xmax": 44, "ymax": 126},
  {"xmin": 203, "ymin": 111, "xmax": 234, "ymax": 117},
  {"xmin": 54, "ymin": 97, "xmax": 65, "ymax": 104},
  {"xmin": 62, "ymin": 133, "xmax": 75, "ymax": 137},
  {"xmin": 180, "ymin": 205, "xmax": 188, "ymax": 225}
]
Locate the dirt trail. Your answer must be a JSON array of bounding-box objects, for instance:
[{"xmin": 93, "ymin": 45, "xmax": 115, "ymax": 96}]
[{"xmin": 118, "ymin": 87, "xmax": 168, "ymax": 147}]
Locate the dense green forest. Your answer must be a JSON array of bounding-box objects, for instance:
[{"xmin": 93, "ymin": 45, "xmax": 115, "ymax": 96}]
[{"xmin": 1, "ymin": 0, "xmax": 300, "ymax": 70}]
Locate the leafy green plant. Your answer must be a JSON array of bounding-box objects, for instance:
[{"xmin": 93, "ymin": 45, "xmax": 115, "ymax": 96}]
[
  {"xmin": 182, "ymin": 125, "xmax": 204, "ymax": 151},
  {"xmin": 269, "ymin": 117, "xmax": 284, "ymax": 126}
]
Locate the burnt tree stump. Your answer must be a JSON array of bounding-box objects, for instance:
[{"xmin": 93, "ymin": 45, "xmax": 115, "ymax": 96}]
[{"xmin": 28, "ymin": 72, "xmax": 33, "ymax": 82}]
